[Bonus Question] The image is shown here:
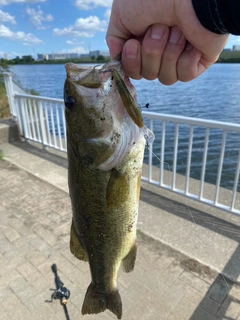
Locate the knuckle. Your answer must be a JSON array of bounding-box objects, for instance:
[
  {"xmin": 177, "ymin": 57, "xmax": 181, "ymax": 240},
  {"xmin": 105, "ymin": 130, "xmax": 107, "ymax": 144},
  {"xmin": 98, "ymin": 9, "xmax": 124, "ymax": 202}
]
[{"xmin": 141, "ymin": 71, "xmax": 158, "ymax": 81}]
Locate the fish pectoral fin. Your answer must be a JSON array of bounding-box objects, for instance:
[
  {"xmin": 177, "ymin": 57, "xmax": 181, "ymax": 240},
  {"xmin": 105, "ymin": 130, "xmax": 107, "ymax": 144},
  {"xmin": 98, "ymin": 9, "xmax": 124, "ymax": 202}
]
[
  {"xmin": 121, "ymin": 242, "xmax": 137, "ymax": 273},
  {"xmin": 82, "ymin": 283, "xmax": 122, "ymax": 319},
  {"xmin": 70, "ymin": 222, "xmax": 88, "ymax": 262},
  {"xmin": 106, "ymin": 168, "xmax": 129, "ymax": 209}
]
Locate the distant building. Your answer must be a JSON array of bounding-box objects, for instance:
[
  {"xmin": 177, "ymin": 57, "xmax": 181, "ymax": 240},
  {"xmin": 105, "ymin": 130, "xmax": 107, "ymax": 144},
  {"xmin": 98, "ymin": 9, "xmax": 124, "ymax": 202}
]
[
  {"xmin": 89, "ymin": 50, "xmax": 110, "ymax": 58},
  {"xmin": 233, "ymin": 45, "xmax": 240, "ymax": 51},
  {"xmin": 53, "ymin": 53, "xmax": 78, "ymax": 60},
  {"xmin": 80, "ymin": 53, "xmax": 90, "ymax": 58},
  {"xmin": 37, "ymin": 50, "xmax": 110, "ymax": 61},
  {"xmin": 99, "ymin": 50, "xmax": 110, "ymax": 57},
  {"xmin": 89, "ymin": 50, "xmax": 100, "ymax": 58},
  {"xmin": 37, "ymin": 52, "xmax": 79, "ymax": 60},
  {"xmin": 4, "ymin": 53, "xmax": 8, "ymax": 60}
]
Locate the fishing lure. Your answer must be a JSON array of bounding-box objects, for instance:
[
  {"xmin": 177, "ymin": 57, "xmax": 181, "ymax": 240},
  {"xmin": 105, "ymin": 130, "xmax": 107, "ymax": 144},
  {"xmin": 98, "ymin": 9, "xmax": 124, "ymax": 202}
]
[{"xmin": 100, "ymin": 68, "xmax": 144, "ymax": 128}]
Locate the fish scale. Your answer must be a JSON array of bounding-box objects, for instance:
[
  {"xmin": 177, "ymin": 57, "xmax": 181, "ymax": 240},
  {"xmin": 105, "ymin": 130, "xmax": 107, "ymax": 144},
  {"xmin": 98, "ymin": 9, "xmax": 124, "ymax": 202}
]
[{"xmin": 64, "ymin": 56, "xmax": 153, "ymax": 319}]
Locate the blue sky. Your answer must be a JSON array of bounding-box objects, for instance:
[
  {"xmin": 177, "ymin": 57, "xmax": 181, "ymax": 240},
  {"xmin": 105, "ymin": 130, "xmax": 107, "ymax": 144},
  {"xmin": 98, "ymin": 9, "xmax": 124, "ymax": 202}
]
[
  {"xmin": 0, "ymin": 0, "xmax": 240, "ymax": 60},
  {"xmin": 0, "ymin": 0, "xmax": 112, "ymax": 59}
]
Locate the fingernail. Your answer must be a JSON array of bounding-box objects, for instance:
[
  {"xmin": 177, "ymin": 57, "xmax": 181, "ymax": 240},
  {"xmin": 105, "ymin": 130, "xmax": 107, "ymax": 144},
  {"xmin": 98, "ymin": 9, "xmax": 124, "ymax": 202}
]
[
  {"xmin": 151, "ymin": 24, "xmax": 166, "ymax": 39},
  {"xmin": 185, "ymin": 42, "xmax": 193, "ymax": 51},
  {"xmin": 125, "ymin": 42, "xmax": 138, "ymax": 59},
  {"xmin": 169, "ymin": 27, "xmax": 182, "ymax": 44}
]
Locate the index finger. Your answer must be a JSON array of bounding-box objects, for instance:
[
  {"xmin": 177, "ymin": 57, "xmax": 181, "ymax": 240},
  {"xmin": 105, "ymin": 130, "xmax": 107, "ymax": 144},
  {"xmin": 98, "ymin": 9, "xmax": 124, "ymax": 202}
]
[{"xmin": 106, "ymin": 34, "xmax": 127, "ymax": 59}]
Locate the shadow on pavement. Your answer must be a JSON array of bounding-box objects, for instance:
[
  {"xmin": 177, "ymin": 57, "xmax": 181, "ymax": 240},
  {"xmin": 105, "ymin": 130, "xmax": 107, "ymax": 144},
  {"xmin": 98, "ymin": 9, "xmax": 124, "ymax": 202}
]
[{"xmin": 141, "ymin": 187, "xmax": 240, "ymax": 319}]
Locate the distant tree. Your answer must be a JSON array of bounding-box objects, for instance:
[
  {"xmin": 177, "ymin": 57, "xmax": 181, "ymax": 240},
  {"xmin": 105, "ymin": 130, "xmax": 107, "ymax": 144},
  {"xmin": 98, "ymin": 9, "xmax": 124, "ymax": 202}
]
[
  {"xmin": 14, "ymin": 56, "xmax": 20, "ymax": 64},
  {"xmin": 91, "ymin": 56, "xmax": 95, "ymax": 61},
  {"xmin": 96, "ymin": 55, "xmax": 105, "ymax": 62},
  {"xmin": 22, "ymin": 55, "xmax": 34, "ymax": 63},
  {"xmin": 0, "ymin": 59, "xmax": 8, "ymax": 69}
]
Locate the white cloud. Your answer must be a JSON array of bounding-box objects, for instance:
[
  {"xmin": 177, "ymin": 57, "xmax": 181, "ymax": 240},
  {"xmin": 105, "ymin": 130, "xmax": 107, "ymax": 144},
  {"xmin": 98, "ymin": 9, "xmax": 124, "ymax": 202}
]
[
  {"xmin": 0, "ymin": 24, "xmax": 43, "ymax": 44},
  {"xmin": 104, "ymin": 8, "xmax": 111, "ymax": 19},
  {"xmin": 66, "ymin": 40, "xmax": 74, "ymax": 45},
  {"xmin": 26, "ymin": 6, "xmax": 53, "ymax": 30},
  {"xmin": 0, "ymin": 10, "xmax": 16, "ymax": 24},
  {"xmin": 0, "ymin": 0, "xmax": 45, "ymax": 5},
  {"xmin": 58, "ymin": 46, "xmax": 86, "ymax": 54},
  {"xmin": 74, "ymin": 0, "xmax": 112, "ymax": 10},
  {"xmin": 53, "ymin": 16, "xmax": 107, "ymax": 38},
  {"xmin": 66, "ymin": 39, "xmax": 84, "ymax": 46}
]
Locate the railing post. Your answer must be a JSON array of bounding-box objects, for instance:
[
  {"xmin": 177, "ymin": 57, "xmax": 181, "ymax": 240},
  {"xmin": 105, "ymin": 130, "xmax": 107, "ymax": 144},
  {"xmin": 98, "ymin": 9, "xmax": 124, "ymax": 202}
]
[
  {"xmin": 37, "ymin": 100, "xmax": 48, "ymax": 151},
  {"xmin": 3, "ymin": 72, "xmax": 17, "ymax": 118}
]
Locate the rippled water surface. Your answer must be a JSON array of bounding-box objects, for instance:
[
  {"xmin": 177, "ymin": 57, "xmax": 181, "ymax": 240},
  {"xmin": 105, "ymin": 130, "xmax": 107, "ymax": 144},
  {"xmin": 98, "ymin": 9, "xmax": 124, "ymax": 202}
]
[{"xmin": 11, "ymin": 63, "xmax": 240, "ymax": 189}]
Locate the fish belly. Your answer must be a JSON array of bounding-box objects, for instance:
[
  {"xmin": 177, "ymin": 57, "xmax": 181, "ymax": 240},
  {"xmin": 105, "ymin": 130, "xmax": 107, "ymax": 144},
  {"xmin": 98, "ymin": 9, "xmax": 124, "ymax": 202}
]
[{"xmin": 68, "ymin": 137, "xmax": 145, "ymax": 319}]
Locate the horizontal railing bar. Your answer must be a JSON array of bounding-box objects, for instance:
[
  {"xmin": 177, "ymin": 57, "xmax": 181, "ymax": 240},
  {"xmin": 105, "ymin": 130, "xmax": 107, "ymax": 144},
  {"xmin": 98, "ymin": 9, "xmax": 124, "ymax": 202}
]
[
  {"xmin": 14, "ymin": 94, "xmax": 240, "ymax": 132},
  {"xmin": 14, "ymin": 93, "xmax": 64, "ymax": 104},
  {"xmin": 142, "ymin": 111, "xmax": 240, "ymax": 131}
]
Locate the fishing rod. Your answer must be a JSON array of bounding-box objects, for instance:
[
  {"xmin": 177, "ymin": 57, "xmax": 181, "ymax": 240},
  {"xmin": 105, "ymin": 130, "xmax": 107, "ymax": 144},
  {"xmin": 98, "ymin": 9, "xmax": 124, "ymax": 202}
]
[{"xmin": 46, "ymin": 263, "xmax": 71, "ymax": 320}]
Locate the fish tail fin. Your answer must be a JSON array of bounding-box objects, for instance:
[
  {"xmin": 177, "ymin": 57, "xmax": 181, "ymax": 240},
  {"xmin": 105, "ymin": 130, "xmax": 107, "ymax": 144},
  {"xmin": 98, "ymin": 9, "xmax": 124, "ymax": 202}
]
[{"xmin": 82, "ymin": 283, "xmax": 122, "ymax": 319}]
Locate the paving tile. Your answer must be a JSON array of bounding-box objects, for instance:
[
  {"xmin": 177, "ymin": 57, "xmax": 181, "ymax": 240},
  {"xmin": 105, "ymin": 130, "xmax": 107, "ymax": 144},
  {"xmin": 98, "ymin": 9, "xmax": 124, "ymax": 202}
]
[
  {"xmin": 123, "ymin": 299, "xmax": 152, "ymax": 320},
  {"xmin": 143, "ymin": 290, "xmax": 174, "ymax": 318},
  {"xmin": 162, "ymin": 279, "xmax": 190, "ymax": 306},
  {"xmin": 144, "ymin": 308, "xmax": 165, "ymax": 320},
  {"xmin": 216, "ymin": 295, "xmax": 240, "ymax": 319},
  {"xmin": 159, "ymin": 262, "xmax": 184, "ymax": 286},
  {"xmin": 206, "ymin": 274, "xmax": 231, "ymax": 304},
  {"xmin": 29, "ymin": 304, "xmax": 61, "ymax": 320},
  {"xmin": 17, "ymin": 261, "xmax": 38, "ymax": 278},
  {"xmin": 167, "ymin": 297, "xmax": 196, "ymax": 320},
  {"xmin": 199, "ymin": 296, "xmax": 221, "ymax": 315},
  {"xmin": 0, "ymin": 237, "xmax": 14, "ymax": 254},
  {"xmin": 189, "ymin": 308, "xmax": 218, "ymax": 320},
  {"xmin": 139, "ymin": 271, "xmax": 169, "ymax": 296},
  {"xmin": 1, "ymin": 159, "xmax": 240, "ymax": 320},
  {"xmin": 1, "ymin": 294, "xmax": 31, "ymax": 319},
  {"xmin": 3, "ymin": 226, "xmax": 21, "ymax": 242},
  {"xmin": 179, "ymin": 271, "xmax": 210, "ymax": 294},
  {"xmin": 184, "ymin": 286, "xmax": 206, "ymax": 305},
  {"xmin": 25, "ymin": 250, "xmax": 47, "ymax": 267},
  {"xmin": 229, "ymin": 285, "xmax": 240, "ymax": 301}
]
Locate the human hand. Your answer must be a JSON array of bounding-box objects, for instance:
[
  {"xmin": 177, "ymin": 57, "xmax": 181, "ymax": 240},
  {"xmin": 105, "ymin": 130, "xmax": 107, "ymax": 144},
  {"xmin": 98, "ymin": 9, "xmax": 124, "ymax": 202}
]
[{"xmin": 106, "ymin": 0, "xmax": 229, "ymax": 84}]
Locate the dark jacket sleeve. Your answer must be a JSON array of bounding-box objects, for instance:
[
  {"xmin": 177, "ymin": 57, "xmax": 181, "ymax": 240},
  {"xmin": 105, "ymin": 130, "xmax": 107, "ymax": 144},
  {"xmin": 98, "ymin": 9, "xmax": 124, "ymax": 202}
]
[{"xmin": 192, "ymin": 0, "xmax": 240, "ymax": 35}]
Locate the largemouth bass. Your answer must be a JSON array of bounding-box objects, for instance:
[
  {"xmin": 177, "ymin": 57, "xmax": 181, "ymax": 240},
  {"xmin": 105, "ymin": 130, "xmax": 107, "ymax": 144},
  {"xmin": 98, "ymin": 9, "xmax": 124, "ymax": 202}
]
[{"xmin": 64, "ymin": 57, "xmax": 153, "ymax": 319}]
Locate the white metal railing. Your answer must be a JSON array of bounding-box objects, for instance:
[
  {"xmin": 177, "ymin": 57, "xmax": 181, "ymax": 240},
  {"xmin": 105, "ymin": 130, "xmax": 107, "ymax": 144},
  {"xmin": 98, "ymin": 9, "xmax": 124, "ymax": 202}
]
[
  {"xmin": 141, "ymin": 112, "xmax": 240, "ymax": 214},
  {"xmin": 3, "ymin": 72, "xmax": 240, "ymax": 214},
  {"xmin": 15, "ymin": 93, "xmax": 66, "ymax": 152}
]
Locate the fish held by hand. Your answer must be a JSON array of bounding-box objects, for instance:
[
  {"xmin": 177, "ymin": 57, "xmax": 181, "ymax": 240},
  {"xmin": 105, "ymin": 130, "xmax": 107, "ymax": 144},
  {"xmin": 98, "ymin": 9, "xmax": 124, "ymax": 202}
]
[{"xmin": 64, "ymin": 56, "xmax": 154, "ymax": 319}]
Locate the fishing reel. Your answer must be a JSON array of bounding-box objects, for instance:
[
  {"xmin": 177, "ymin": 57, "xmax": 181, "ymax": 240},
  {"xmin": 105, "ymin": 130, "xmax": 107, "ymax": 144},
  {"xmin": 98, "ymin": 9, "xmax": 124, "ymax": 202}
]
[
  {"xmin": 50, "ymin": 283, "xmax": 70, "ymax": 305},
  {"xmin": 47, "ymin": 264, "xmax": 70, "ymax": 305}
]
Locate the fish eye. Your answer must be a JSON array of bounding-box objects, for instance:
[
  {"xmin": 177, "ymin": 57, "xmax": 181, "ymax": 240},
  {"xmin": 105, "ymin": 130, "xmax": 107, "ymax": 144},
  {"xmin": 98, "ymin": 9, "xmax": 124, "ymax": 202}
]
[{"xmin": 65, "ymin": 96, "xmax": 76, "ymax": 110}]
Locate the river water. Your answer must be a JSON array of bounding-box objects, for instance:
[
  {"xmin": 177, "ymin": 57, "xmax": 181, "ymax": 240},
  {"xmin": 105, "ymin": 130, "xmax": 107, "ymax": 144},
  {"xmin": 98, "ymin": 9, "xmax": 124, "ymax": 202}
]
[{"xmin": 10, "ymin": 63, "xmax": 240, "ymax": 190}]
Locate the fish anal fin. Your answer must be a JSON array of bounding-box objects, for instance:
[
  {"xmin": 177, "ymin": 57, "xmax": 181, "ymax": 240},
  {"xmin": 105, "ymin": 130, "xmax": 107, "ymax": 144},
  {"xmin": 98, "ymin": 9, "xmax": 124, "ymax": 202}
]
[
  {"xmin": 121, "ymin": 242, "xmax": 137, "ymax": 273},
  {"xmin": 70, "ymin": 222, "xmax": 88, "ymax": 261},
  {"xmin": 82, "ymin": 283, "xmax": 122, "ymax": 319}
]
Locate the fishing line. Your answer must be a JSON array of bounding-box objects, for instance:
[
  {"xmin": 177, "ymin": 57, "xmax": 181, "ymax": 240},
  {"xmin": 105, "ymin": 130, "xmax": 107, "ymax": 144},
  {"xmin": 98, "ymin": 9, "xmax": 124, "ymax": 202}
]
[{"xmin": 146, "ymin": 146, "xmax": 171, "ymax": 172}]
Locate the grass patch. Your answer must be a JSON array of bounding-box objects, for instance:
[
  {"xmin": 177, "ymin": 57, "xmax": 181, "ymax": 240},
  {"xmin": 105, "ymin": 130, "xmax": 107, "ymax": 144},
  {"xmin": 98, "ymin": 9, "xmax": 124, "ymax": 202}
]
[
  {"xmin": 0, "ymin": 149, "xmax": 4, "ymax": 160},
  {"xmin": 0, "ymin": 79, "xmax": 10, "ymax": 119}
]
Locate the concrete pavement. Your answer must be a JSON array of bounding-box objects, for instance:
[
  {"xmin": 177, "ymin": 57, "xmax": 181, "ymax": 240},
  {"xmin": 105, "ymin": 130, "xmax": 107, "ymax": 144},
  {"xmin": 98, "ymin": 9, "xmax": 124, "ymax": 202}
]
[{"xmin": 1, "ymin": 120, "xmax": 240, "ymax": 319}]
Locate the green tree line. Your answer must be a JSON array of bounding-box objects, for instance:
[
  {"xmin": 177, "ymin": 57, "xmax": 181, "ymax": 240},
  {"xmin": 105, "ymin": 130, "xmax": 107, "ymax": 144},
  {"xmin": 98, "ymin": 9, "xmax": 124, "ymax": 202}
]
[{"xmin": 2, "ymin": 55, "xmax": 110, "ymax": 65}]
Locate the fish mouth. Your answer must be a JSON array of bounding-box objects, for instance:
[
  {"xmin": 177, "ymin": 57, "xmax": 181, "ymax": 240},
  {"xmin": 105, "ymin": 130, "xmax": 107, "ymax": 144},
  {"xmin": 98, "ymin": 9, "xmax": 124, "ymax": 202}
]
[{"xmin": 65, "ymin": 63, "xmax": 103, "ymax": 88}]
